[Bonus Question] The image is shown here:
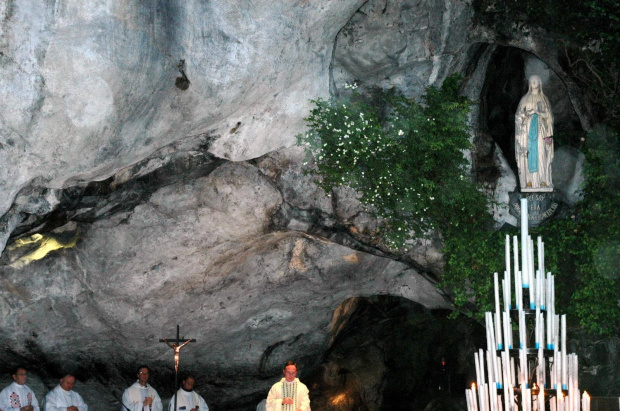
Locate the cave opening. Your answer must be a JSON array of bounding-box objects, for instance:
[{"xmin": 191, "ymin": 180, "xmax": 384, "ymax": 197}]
[{"xmin": 305, "ymin": 295, "xmax": 485, "ymax": 410}]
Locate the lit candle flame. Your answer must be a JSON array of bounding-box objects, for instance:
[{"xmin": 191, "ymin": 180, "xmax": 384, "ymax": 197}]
[{"xmin": 330, "ymin": 393, "xmax": 348, "ymax": 406}]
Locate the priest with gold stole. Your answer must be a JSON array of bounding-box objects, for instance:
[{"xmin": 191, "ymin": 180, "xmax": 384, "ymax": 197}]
[{"xmin": 266, "ymin": 362, "xmax": 310, "ymax": 411}]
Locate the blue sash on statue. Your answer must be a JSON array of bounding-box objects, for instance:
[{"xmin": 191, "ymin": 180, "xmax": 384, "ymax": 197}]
[{"xmin": 528, "ymin": 114, "xmax": 539, "ymax": 173}]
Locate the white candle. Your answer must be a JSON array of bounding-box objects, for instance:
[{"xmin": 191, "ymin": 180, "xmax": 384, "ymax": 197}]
[
  {"xmin": 496, "ymin": 352, "xmax": 503, "ymax": 389},
  {"xmin": 568, "ymin": 355, "xmax": 574, "ymax": 411},
  {"xmin": 537, "ymin": 270, "xmax": 542, "ymax": 309},
  {"xmin": 503, "ymin": 311, "xmax": 512, "ymax": 350},
  {"xmin": 506, "ymin": 271, "xmax": 512, "ymax": 312},
  {"xmin": 581, "ymin": 391, "xmax": 589, "ymax": 411},
  {"xmin": 480, "ymin": 349, "xmax": 487, "ymax": 385},
  {"xmin": 487, "ymin": 349, "xmax": 495, "ymax": 393},
  {"xmin": 574, "ymin": 354, "xmax": 579, "ymax": 392},
  {"xmin": 503, "ymin": 278, "xmax": 508, "ymax": 313},
  {"xmin": 494, "ymin": 273, "xmax": 503, "ymax": 349},
  {"xmin": 550, "ymin": 354, "xmax": 555, "ymax": 390},
  {"xmin": 505, "ymin": 234, "xmax": 511, "ymax": 277},
  {"xmin": 529, "ymin": 237, "xmax": 535, "ymax": 308},
  {"xmin": 520, "ymin": 198, "xmax": 529, "ymax": 291},
  {"xmin": 546, "ymin": 272, "xmax": 552, "ymax": 312},
  {"xmin": 535, "ymin": 307, "xmax": 541, "ymax": 348},
  {"xmin": 538, "ymin": 311, "xmax": 545, "ymax": 351},
  {"xmin": 553, "ymin": 350, "xmax": 559, "ymax": 390},
  {"xmin": 493, "ymin": 312, "xmax": 504, "ymax": 350},
  {"xmin": 516, "ymin": 270, "xmax": 523, "ymax": 312},
  {"xmin": 519, "ymin": 309, "xmax": 527, "ymax": 351},
  {"xmin": 502, "ymin": 352, "xmax": 510, "ymax": 411},
  {"xmin": 562, "ymin": 315, "xmax": 567, "ymax": 390},
  {"xmin": 537, "ymin": 236, "xmax": 543, "ymax": 278},
  {"xmin": 471, "ymin": 383, "xmax": 479, "ymax": 411},
  {"xmin": 551, "ymin": 275, "xmax": 555, "ymax": 313},
  {"xmin": 483, "ymin": 383, "xmax": 490, "ymax": 411},
  {"xmin": 555, "ymin": 315, "xmax": 560, "ymax": 350},
  {"xmin": 475, "ymin": 352, "xmax": 482, "ymax": 386},
  {"xmin": 541, "ymin": 241, "xmax": 546, "ymax": 280},
  {"xmin": 486, "ymin": 313, "xmax": 493, "ymax": 353},
  {"xmin": 521, "ymin": 385, "xmax": 529, "ymax": 411},
  {"xmin": 519, "ymin": 348, "xmax": 527, "ymax": 387},
  {"xmin": 536, "ymin": 348, "xmax": 542, "ymax": 388},
  {"xmin": 513, "ymin": 236, "xmax": 520, "ymax": 308},
  {"xmin": 537, "ymin": 237, "xmax": 543, "ymax": 309}
]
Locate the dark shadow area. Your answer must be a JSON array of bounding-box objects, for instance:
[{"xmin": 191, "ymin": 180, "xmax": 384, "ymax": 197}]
[{"xmin": 305, "ymin": 296, "xmax": 485, "ymax": 410}]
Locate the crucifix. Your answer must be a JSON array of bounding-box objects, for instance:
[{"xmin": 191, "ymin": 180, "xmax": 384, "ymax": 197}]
[{"xmin": 160, "ymin": 325, "xmax": 196, "ymax": 411}]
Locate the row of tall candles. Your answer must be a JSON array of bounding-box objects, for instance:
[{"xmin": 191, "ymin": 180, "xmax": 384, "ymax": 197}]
[{"xmin": 465, "ymin": 199, "xmax": 590, "ymax": 411}]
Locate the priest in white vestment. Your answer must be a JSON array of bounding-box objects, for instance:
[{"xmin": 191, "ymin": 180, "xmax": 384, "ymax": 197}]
[
  {"xmin": 43, "ymin": 373, "xmax": 87, "ymax": 411},
  {"xmin": 168, "ymin": 375, "xmax": 209, "ymax": 411},
  {"xmin": 0, "ymin": 367, "xmax": 40, "ymax": 411},
  {"xmin": 266, "ymin": 362, "xmax": 310, "ymax": 411},
  {"xmin": 121, "ymin": 366, "xmax": 162, "ymax": 411}
]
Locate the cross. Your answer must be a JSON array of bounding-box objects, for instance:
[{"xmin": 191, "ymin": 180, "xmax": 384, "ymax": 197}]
[{"xmin": 160, "ymin": 325, "xmax": 196, "ymax": 411}]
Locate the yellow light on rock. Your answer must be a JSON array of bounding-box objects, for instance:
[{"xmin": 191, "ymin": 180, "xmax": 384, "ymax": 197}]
[{"xmin": 8, "ymin": 232, "xmax": 78, "ymax": 269}]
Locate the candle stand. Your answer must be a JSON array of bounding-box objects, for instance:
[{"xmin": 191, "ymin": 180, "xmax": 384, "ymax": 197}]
[{"xmin": 465, "ymin": 198, "xmax": 591, "ymax": 411}]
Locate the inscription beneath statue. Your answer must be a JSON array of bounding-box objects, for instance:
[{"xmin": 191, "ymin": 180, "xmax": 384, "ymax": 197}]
[{"xmin": 510, "ymin": 193, "xmax": 558, "ymax": 226}]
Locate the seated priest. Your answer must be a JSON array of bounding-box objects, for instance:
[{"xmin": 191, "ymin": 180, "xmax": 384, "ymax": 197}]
[
  {"xmin": 168, "ymin": 374, "xmax": 209, "ymax": 411},
  {"xmin": 0, "ymin": 366, "xmax": 40, "ymax": 411},
  {"xmin": 43, "ymin": 373, "xmax": 88, "ymax": 411}
]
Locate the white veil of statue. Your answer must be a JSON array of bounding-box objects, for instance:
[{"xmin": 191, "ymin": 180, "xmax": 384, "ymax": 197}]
[{"xmin": 515, "ymin": 75, "xmax": 554, "ymax": 191}]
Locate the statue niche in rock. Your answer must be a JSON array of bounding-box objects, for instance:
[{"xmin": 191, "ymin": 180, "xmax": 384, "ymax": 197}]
[{"xmin": 515, "ymin": 75, "xmax": 554, "ymax": 192}]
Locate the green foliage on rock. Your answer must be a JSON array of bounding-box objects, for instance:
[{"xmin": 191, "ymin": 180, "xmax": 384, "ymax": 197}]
[{"xmin": 298, "ymin": 75, "xmax": 497, "ymax": 310}]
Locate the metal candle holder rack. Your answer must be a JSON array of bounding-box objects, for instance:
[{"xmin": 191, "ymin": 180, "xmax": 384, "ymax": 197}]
[{"xmin": 465, "ymin": 198, "xmax": 591, "ymax": 411}]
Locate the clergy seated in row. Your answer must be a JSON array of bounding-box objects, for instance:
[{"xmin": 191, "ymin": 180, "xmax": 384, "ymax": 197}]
[
  {"xmin": 122, "ymin": 365, "xmax": 162, "ymax": 411},
  {"xmin": 168, "ymin": 375, "xmax": 209, "ymax": 411},
  {"xmin": 43, "ymin": 373, "xmax": 87, "ymax": 411},
  {"xmin": 0, "ymin": 367, "xmax": 40, "ymax": 411}
]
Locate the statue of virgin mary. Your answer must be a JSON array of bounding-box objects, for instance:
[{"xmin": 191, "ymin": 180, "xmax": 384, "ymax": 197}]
[{"xmin": 515, "ymin": 75, "xmax": 554, "ymax": 192}]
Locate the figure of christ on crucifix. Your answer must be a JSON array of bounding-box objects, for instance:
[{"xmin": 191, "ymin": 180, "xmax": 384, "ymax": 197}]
[
  {"xmin": 160, "ymin": 325, "xmax": 196, "ymax": 411},
  {"xmin": 160, "ymin": 325, "xmax": 196, "ymax": 373},
  {"xmin": 162, "ymin": 338, "xmax": 193, "ymax": 374}
]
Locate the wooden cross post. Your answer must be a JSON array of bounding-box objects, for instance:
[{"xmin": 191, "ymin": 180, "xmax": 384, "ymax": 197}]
[{"xmin": 160, "ymin": 325, "xmax": 196, "ymax": 411}]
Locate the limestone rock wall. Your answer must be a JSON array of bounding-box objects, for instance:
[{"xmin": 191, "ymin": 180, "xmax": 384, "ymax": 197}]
[
  {"xmin": 0, "ymin": 0, "xmax": 364, "ymax": 251},
  {"xmin": 0, "ymin": 0, "xmax": 604, "ymax": 408}
]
